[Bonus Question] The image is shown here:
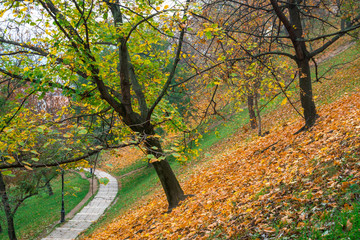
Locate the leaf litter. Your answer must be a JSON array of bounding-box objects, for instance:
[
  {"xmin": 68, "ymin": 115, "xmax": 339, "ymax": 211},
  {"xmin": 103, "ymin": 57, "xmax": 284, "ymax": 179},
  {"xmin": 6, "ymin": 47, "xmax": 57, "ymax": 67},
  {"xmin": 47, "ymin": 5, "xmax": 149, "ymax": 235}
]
[{"xmin": 86, "ymin": 91, "xmax": 360, "ymax": 239}]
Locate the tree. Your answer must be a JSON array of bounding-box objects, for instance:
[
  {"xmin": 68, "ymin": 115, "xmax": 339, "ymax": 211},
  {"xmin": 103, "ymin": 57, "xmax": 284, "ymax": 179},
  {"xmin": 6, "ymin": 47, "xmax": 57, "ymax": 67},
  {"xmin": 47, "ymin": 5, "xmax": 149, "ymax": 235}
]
[
  {"xmin": 41, "ymin": 169, "xmax": 56, "ymax": 196},
  {"xmin": 0, "ymin": 173, "xmax": 16, "ymax": 240},
  {"xmin": 176, "ymin": 2, "xmax": 292, "ymax": 137},
  {"xmin": 193, "ymin": 0, "xmax": 360, "ymax": 130},
  {"xmin": 0, "ymin": 0, "xmax": 193, "ymax": 210},
  {"xmin": 0, "ymin": 170, "xmax": 48, "ymax": 240},
  {"xmin": 257, "ymin": 1, "xmax": 358, "ymax": 128}
]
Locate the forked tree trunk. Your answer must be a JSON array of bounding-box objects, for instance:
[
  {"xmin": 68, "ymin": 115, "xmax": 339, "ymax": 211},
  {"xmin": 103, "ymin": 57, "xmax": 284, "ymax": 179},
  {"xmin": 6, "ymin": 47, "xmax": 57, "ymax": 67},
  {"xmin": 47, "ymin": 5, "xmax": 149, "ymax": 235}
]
[
  {"xmin": 0, "ymin": 173, "xmax": 17, "ymax": 240},
  {"xmin": 247, "ymin": 94, "xmax": 257, "ymax": 129},
  {"xmin": 145, "ymin": 136, "xmax": 186, "ymax": 211},
  {"xmin": 106, "ymin": 1, "xmax": 187, "ymax": 211}
]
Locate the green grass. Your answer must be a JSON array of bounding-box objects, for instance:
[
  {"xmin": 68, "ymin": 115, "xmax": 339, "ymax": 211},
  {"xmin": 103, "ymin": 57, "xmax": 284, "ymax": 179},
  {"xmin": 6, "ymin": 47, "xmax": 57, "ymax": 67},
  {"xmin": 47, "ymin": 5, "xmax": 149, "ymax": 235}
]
[
  {"xmin": 299, "ymin": 183, "xmax": 360, "ymax": 240},
  {"xmin": 313, "ymin": 44, "xmax": 360, "ymax": 105},
  {"xmin": 0, "ymin": 171, "xmax": 89, "ymax": 240},
  {"xmin": 196, "ymin": 111, "xmax": 249, "ymax": 150},
  {"xmin": 316, "ymin": 42, "xmax": 359, "ymax": 78}
]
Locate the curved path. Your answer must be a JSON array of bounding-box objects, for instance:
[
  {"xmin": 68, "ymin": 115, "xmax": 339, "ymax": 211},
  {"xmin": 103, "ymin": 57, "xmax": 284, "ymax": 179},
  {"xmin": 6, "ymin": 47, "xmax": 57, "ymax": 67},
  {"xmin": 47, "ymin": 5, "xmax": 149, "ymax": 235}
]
[{"xmin": 42, "ymin": 169, "xmax": 118, "ymax": 240}]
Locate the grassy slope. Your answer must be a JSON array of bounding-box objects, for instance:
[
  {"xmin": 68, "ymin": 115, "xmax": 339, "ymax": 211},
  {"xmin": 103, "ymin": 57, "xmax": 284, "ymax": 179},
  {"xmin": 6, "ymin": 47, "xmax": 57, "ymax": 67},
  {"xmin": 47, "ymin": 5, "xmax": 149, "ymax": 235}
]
[
  {"xmin": 83, "ymin": 42, "xmax": 360, "ymax": 239},
  {"xmin": 0, "ymin": 171, "xmax": 89, "ymax": 240}
]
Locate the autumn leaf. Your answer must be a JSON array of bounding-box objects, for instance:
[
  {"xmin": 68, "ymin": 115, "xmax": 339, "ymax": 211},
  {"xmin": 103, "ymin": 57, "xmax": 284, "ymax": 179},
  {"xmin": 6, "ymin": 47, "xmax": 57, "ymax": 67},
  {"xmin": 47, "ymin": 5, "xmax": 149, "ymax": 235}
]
[
  {"xmin": 281, "ymin": 97, "xmax": 287, "ymax": 105},
  {"xmin": 24, "ymin": 165, "xmax": 33, "ymax": 170},
  {"xmin": 344, "ymin": 219, "xmax": 353, "ymax": 232}
]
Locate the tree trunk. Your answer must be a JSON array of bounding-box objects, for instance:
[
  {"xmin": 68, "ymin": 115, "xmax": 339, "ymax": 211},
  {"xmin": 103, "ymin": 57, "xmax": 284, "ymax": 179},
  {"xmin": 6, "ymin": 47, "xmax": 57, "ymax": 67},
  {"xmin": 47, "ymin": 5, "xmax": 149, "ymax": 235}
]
[
  {"xmin": 45, "ymin": 181, "xmax": 54, "ymax": 196},
  {"xmin": 106, "ymin": 1, "xmax": 187, "ymax": 211},
  {"xmin": 145, "ymin": 136, "xmax": 186, "ymax": 211},
  {"xmin": 254, "ymin": 91, "xmax": 262, "ymax": 136},
  {"xmin": 297, "ymin": 59, "xmax": 317, "ymax": 128},
  {"xmin": 42, "ymin": 173, "xmax": 54, "ymax": 196},
  {"xmin": 247, "ymin": 94, "xmax": 257, "ymax": 129},
  {"xmin": 0, "ymin": 173, "xmax": 17, "ymax": 240},
  {"xmin": 287, "ymin": 0, "xmax": 317, "ymax": 128}
]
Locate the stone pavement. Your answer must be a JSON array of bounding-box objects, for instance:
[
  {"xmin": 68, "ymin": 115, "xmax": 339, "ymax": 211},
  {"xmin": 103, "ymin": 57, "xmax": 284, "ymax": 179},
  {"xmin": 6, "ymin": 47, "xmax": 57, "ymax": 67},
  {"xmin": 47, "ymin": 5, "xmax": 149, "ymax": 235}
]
[{"xmin": 42, "ymin": 169, "xmax": 118, "ymax": 240}]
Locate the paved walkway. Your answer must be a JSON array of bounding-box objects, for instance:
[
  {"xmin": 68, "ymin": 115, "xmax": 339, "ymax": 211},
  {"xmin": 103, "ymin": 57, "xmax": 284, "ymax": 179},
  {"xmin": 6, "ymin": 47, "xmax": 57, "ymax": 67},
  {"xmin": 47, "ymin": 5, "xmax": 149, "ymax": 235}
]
[{"xmin": 42, "ymin": 169, "xmax": 118, "ymax": 240}]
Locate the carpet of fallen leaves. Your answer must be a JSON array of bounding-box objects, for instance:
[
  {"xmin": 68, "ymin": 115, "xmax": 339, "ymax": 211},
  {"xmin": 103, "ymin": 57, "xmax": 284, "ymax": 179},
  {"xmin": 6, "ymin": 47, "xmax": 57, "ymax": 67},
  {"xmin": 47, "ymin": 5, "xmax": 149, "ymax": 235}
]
[
  {"xmin": 100, "ymin": 147, "xmax": 144, "ymax": 171},
  {"xmin": 87, "ymin": 91, "xmax": 360, "ymax": 239}
]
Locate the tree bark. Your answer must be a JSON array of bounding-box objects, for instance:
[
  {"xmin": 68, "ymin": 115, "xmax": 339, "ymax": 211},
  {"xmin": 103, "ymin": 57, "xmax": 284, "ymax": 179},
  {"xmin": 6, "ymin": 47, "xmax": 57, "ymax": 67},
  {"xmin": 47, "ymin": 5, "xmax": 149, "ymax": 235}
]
[
  {"xmin": 42, "ymin": 172, "xmax": 54, "ymax": 196},
  {"xmin": 103, "ymin": 1, "xmax": 187, "ymax": 211},
  {"xmin": 297, "ymin": 59, "xmax": 317, "ymax": 128},
  {"xmin": 0, "ymin": 173, "xmax": 17, "ymax": 240},
  {"xmin": 288, "ymin": 0, "xmax": 317, "ymax": 128},
  {"xmin": 254, "ymin": 91, "xmax": 262, "ymax": 136},
  {"xmin": 45, "ymin": 180, "xmax": 54, "ymax": 196},
  {"xmin": 247, "ymin": 94, "xmax": 257, "ymax": 129},
  {"xmin": 272, "ymin": 0, "xmax": 317, "ymax": 128},
  {"xmin": 145, "ymin": 136, "xmax": 186, "ymax": 211}
]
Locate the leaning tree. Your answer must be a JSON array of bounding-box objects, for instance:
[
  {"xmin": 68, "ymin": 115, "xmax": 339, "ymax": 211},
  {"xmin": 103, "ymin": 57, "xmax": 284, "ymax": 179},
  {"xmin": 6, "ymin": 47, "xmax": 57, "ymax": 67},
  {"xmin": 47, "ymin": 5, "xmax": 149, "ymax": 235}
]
[{"xmin": 0, "ymin": 0, "xmax": 194, "ymax": 210}]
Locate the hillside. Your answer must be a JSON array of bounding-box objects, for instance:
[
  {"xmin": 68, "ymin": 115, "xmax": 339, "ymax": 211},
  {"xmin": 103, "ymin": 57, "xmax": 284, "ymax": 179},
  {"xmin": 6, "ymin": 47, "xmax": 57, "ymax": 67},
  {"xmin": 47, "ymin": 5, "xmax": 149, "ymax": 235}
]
[{"xmin": 85, "ymin": 86, "xmax": 360, "ymax": 238}]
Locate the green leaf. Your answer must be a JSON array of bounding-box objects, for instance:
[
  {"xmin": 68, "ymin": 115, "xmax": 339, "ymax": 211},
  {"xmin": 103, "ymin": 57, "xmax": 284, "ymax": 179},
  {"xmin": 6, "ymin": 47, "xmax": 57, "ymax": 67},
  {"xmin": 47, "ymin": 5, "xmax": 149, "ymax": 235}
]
[
  {"xmin": 205, "ymin": 31, "xmax": 212, "ymax": 39},
  {"xmin": 36, "ymin": 125, "xmax": 46, "ymax": 133},
  {"xmin": 30, "ymin": 150, "xmax": 40, "ymax": 155},
  {"xmin": 78, "ymin": 128, "xmax": 87, "ymax": 135},
  {"xmin": 171, "ymin": 147, "xmax": 180, "ymax": 151},
  {"xmin": 63, "ymin": 133, "xmax": 72, "ymax": 138},
  {"xmin": 99, "ymin": 177, "xmax": 109, "ymax": 185},
  {"xmin": 172, "ymin": 153, "xmax": 181, "ymax": 157},
  {"xmin": 1, "ymin": 170, "xmax": 12, "ymax": 176},
  {"xmin": 146, "ymin": 154, "xmax": 155, "ymax": 159},
  {"xmin": 4, "ymin": 128, "xmax": 14, "ymax": 133}
]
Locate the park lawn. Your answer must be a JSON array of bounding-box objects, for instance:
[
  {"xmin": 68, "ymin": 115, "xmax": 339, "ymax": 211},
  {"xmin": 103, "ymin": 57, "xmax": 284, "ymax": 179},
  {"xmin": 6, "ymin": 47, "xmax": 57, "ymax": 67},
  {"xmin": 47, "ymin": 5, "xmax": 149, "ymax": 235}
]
[{"xmin": 0, "ymin": 171, "xmax": 89, "ymax": 240}]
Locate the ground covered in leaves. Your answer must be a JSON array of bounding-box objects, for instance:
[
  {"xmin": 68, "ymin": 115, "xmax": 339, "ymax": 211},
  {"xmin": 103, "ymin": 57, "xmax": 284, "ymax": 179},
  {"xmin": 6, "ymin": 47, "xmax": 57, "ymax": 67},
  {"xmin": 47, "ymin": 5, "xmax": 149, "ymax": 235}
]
[{"xmin": 86, "ymin": 91, "xmax": 360, "ymax": 239}]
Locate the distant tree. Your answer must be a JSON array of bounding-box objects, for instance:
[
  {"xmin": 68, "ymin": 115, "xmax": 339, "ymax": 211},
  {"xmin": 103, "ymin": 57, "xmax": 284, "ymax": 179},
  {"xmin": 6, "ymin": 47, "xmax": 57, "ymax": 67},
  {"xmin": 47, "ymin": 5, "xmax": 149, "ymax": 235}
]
[
  {"xmin": 0, "ymin": 173, "xmax": 16, "ymax": 240},
  {"xmin": 191, "ymin": 0, "xmax": 360, "ymax": 130},
  {"xmin": 0, "ymin": 170, "xmax": 46, "ymax": 240},
  {"xmin": 228, "ymin": 0, "xmax": 360, "ymax": 129}
]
